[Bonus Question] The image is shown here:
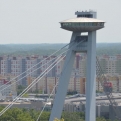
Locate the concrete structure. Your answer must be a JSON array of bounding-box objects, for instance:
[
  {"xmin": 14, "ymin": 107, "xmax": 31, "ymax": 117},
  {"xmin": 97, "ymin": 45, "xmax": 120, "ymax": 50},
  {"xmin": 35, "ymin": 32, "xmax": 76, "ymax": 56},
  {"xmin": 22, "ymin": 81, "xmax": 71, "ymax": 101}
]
[
  {"xmin": 64, "ymin": 94, "xmax": 121, "ymax": 120},
  {"xmin": 0, "ymin": 100, "xmax": 44, "ymax": 111},
  {"xmin": 49, "ymin": 11, "xmax": 105, "ymax": 121},
  {"xmin": 63, "ymin": 102, "xmax": 110, "ymax": 119},
  {"xmin": 46, "ymin": 94, "xmax": 121, "ymax": 120}
]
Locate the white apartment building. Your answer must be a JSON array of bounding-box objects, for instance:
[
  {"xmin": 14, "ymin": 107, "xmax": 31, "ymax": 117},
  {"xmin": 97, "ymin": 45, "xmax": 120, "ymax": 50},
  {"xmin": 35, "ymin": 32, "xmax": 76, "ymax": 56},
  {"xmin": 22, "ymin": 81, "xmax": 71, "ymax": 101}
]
[
  {"xmin": 98, "ymin": 55, "xmax": 121, "ymax": 75},
  {"xmin": 27, "ymin": 76, "xmax": 83, "ymax": 94},
  {"xmin": 1, "ymin": 55, "xmax": 121, "ymax": 93}
]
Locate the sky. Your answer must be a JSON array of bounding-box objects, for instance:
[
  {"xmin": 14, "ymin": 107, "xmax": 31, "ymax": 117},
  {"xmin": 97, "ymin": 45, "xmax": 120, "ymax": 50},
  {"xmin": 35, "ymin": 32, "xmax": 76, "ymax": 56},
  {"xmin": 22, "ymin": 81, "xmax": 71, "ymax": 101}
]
[{"xmin": 0, "ymin": 0, "xmax": 121, "ymax": 44}]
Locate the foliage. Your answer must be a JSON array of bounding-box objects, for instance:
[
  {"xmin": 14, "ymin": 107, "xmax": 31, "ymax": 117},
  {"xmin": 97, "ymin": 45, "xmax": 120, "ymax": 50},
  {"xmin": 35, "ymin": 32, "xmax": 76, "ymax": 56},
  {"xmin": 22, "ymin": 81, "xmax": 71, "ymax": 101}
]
[
  {"xmin": 67, "ymin": 91, "xmax": 77, "ymax": 95},
  {"xmin": 61, "ymin": 112, "xmax": 84, "ymax": 121},
  {"xmin": 1, "ymin": 43, "xmax": 121, "ymax": 56},
  {"xmin": 96, "ymin": 43, "xmax": 121, "ymax": 56},
  {"xmin": 32, "ymin": 89, "xmax": 43, "ymax": 94},
  {"xmin": 0, "ymin": 44, "xmax": 66, "ymax": 56},
  {"xmin": 96, "ymin": 90, "xmax": 103, "ymax": 93},
  {"xmin": 0, "ymin": 107, "xmax": 34, "ymax": 121},
  {"xmin": 17, "ymin": 85, "xmax": 26, "ymax": 95},
  {"xmin": 0, "ymin": 106, "xmax": 116, "ymax": 121},
  {"xmin": 22, "ymin": 93, "xmax": 29, "ymax": 98},
  {"xmin": 0, "ymin": 106, "xmax": 50, "ymax": 121},
  {"xmin": 54, "ymin": 118, "xmax": 64, "ymax": 121}
]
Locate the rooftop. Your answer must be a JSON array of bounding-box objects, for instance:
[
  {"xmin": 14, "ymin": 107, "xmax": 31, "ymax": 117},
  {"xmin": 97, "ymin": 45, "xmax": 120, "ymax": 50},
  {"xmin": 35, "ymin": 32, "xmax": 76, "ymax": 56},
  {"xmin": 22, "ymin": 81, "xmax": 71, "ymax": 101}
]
[{"xmin": 60, "ymin": 17, "xmax": 104, "ymax": 23}]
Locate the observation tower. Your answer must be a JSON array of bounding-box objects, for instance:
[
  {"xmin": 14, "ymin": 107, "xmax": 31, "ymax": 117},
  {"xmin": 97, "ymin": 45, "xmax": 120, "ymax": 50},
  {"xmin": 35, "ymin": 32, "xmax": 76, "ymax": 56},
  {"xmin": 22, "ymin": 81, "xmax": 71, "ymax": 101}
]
[{"xmin": 49, "ymin": 11, "xmax": 105, "ymax": 121}]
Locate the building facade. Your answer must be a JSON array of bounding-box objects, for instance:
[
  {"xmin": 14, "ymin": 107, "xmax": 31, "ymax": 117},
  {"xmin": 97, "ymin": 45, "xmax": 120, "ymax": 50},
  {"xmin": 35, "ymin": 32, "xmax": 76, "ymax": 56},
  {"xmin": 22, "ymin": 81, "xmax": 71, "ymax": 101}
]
[{"xmin": 1, "ymin": 55, "xmax": 121, "ymax": 94}]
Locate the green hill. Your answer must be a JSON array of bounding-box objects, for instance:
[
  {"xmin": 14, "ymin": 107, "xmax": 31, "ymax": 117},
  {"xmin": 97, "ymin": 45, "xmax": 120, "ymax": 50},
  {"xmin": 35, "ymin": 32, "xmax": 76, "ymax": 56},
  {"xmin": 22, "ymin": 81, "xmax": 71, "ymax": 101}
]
[{"xmin": 0, "ymin": 43, "xmax": 121, "ymax": 56}]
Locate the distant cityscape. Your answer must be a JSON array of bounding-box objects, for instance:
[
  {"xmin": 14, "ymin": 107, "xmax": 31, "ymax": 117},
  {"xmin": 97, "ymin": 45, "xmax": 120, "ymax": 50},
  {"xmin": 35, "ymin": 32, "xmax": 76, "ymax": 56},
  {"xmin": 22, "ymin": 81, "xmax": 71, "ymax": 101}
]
[{"xmin": 1, "ymin": 54, "xmax": 121, "ymax": 97}]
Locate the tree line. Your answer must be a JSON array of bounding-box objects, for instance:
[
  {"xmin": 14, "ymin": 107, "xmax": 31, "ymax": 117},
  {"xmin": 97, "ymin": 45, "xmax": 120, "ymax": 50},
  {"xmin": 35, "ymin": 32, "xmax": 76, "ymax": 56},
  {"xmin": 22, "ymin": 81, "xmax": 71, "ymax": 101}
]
[
  {"xmin": 0, "ymin": 43, "xmax": 121, "ymax": 56},
  {"xmin": 0, "ymin": 106, "xmax": 116, "ymax": 121}
]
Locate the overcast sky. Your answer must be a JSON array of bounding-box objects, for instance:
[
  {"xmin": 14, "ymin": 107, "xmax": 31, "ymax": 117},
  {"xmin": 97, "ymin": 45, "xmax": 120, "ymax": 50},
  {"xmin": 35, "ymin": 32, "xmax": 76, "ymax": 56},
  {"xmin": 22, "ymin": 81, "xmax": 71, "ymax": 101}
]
[{"xmin": 0, "ymin": 0, "xmax": 121, "ymax": 44}]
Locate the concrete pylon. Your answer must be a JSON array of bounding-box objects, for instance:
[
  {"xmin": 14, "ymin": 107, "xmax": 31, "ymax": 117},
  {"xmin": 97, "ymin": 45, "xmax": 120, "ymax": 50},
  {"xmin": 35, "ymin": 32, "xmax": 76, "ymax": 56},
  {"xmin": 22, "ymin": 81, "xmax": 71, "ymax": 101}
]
[{"xmin": 49, "ymin": 32, "xmax": 96, "ymax": 121}]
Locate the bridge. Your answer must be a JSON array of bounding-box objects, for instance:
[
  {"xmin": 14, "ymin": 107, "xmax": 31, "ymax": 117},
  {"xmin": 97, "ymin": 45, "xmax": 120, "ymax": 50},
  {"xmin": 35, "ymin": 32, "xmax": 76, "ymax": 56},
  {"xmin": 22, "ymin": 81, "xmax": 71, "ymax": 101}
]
[{"xmin": 0, "ymin": 10, "xmax": 120, "ymax": 121}]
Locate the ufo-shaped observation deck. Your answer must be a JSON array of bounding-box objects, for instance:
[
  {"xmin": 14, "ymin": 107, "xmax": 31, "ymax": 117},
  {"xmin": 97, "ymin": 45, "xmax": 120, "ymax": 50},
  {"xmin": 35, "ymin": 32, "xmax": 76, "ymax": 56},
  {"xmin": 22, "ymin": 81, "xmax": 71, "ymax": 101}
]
[{"xmin": 60, "ymin": 17, "xmax": 105, "ymax": 32}]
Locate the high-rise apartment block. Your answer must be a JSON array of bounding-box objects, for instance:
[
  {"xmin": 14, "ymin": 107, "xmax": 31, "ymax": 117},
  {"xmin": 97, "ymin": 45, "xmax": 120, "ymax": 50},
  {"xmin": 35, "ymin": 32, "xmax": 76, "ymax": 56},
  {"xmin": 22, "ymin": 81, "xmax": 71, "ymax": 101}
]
[
  {"xmin": 1, "ymin": 54, "xmax": 121, "ymax": 94},
  {"xmin": 0, "ymin": 54, "xmax": 83, "ymax": 85},
  {"xmin": 98, "ymin": 55, "xmax": 121, "ymax": 75}
]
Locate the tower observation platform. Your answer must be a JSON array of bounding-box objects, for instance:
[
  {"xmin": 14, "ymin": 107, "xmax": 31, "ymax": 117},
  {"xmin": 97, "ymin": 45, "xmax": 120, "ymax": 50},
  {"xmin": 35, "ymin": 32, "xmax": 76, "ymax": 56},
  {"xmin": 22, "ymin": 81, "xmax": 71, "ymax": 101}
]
[{"xmin": 60, "ymin": 17, "xmax": 105, "ymax": 32}]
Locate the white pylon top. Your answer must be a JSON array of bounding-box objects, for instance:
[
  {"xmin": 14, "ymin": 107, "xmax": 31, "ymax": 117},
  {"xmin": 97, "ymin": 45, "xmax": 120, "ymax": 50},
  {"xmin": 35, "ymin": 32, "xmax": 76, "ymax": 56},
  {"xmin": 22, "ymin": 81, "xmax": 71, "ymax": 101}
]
[
  {"xmin": 61, "ymin": 17, "xmax": 104, "ymax": 23},
  {"xmin": 60, "ymin": 17, "xmax": 105, "ymax": 32}
]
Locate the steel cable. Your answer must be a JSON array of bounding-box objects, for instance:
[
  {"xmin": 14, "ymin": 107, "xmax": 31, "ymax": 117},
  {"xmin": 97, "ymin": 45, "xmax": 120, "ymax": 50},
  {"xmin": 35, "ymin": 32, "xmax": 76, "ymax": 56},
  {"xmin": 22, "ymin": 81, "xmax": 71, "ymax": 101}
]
[
  {"xmin": 36, "ymin": 82, "xmax": 59, "ymax": 121},
  {"xmin": 0, "ymin": 49, "xmax": 68, "ymax": 93},
  {"xmin": 0, "ymin": 54, "xmax": 66, "ymax": 116},
  {"xmin": 36, "ymin": 39, "xmax": 87, "ymax": 121},
  {"xmin": 0, "ymin": 44, "xmax": 72, "ymax": 116},
  {"xmin": 0, "ymin": 43, "xmax": 69, "ymax": 90},
  {"xmin": 0, "ymin": 40, "xmax": 86, "ymax": 117},
  {"xmin": 0, "ymin": 41, "xmax": 77, "ymax": 116}
]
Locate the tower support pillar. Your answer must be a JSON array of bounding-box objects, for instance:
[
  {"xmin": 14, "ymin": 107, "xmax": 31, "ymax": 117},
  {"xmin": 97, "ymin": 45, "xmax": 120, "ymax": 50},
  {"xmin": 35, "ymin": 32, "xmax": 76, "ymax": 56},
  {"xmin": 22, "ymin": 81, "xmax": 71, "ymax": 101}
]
[
  {"xmin": 86, "ymin": 31, "xmax": 96, "ymax": 121},
  {"xmin": 49, "ymin": 32, "xmax": 80, "ymax": 121}
]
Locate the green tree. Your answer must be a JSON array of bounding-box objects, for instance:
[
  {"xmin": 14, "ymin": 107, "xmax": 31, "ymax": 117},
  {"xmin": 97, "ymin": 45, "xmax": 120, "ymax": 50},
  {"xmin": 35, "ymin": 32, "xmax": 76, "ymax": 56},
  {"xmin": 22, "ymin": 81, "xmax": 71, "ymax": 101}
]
[
  {"xmin": 17, "ymin": 85, "xmax": 26, "ymax": 95},
  {"xmin": 22, "ymin": 93, "xmax": 29, "ymax": 98},
  {"xmin": 54, "ymin": 118, "xmax": 64, "ymax": 121},
  {"xmin": 61, "ymin": 112, "xmax": 81, "ymax": 121},
  {"xmin": 0, "ymin": 108, "xmax": 34, "ymax": 121}
]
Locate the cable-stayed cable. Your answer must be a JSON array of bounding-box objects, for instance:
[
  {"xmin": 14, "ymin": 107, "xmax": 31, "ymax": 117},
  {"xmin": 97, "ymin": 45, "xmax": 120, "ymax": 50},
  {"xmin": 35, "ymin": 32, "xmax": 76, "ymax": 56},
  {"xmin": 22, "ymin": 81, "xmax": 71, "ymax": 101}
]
[
  {"xmin": 17, "ymin": 41, "xmax": 83, "ymax": 102},
  {"xmin": 0, "ymin": 41, "xmax": 76, "ymax": 92},
  {"xmin": 36, "ymin": 82, "xmax": 58, "ymax": 121},
  {"xmin": 0, "ymin": 55, "xmax": 65, "ymax": 116},
  {"xmin": 0, "ymin": 40, "xmax": 77, "ymax": 116},
  {"xmin": 36, "ymin": 39, "xmax": 86, "ymax": 121},
  {"xmin": 0, "ymin": 54, "xmax": 66, "ymax": 116},
  {"xmin": 0, "ymin": 49, "xmax": 67, "ymax": 93},
  {"xmin": 0, "ymin": 40, "xmax": 85, "ymax": 116},
  {"xmin": 0, "ymin": 43, "xmax": 69, "ymax": 90}
]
